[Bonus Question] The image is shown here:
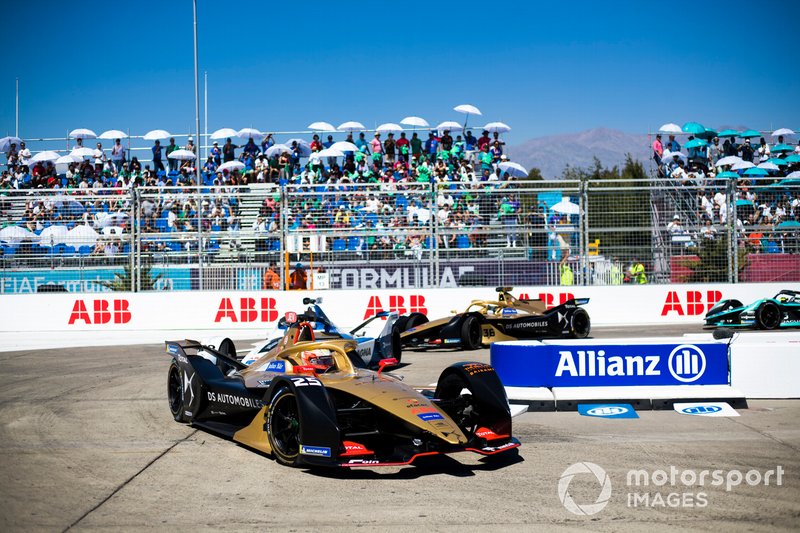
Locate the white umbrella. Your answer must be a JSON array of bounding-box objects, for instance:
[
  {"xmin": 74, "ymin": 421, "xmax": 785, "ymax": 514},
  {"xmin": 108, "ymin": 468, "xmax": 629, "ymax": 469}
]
[
  {"xmin": 330, "ymin": 141, "xmax": 359, "ymax": 152},
  {"xmin": 731, "ymin": 160, "xmax": 755, "ymax": 171},
  {"xmin": 143, "ymin": 129, "xmax": 172, "ymax": 140},
  {"xmin": 0, "ymin": 225, "xmax": 35, "ymax": 244},
  {"xmin": 38, "ymin": 225, "xmax": 70, "ymax": 246},
  {"xmin": 483, "ymin": 121, "xmax": 511, "ymax": 133},
  {"xmin": 66, "ymin": 225, "xmax": 100, "ymax": 247},
  {"xmin": 658, "ymin": 123, "xmax": 683, "ymax": 134},
  {"xmin": 317, "ymin": 147, "xmax": 344, "ymax": 158},
  {"xmin": 785, "ymin": 171, "xmax": 800, "ymax": 180},
  {"xmin": 337, "ymin": 121, "xmax": 366, "ymax": 132},
  {"xmin": 97, "ymin": 213, "xmax": 130, "ymax": 228},
  {"xmin": 757, "ymin": 162, "xmax": 780, "ymax": 172},
  {"xmin": 454, "ymin": 104, "xmax": 482, "ymax": 116},
  {"xmin": 218, "ymin": 160, "xmax": 245, "ymax": 172},
  {"xmin": 435, "ymin": 121, "xmax": 462, "ymax": 131},
  {"xmin": 56, "ymin": 154, "xmax": 82, "ymax": 165},
  {"xmin": 376, "ymin": 123, "xmax": 403, "ymax": 134},
  {"xmin": 715, "ymin": 155, "xmax": 742, "ymax": 167},
  {"xmin": 265, "ymin": 144, "xmax": 291, "ymax": 157},
  {"xmin": 69, "ymin": 128, "xmax": 97, "ymax": 139},
  {"xmin": 663, "ymin": 150, "xmax": 686, "ymax": 160},
  {"xmin": 0, "ymin": 136, "xmax": 22, "ymax": 152},
  {"xmin": 497, "ymin": 161, "xmax": 528, "ymax": 178},
  {"xmin": 210, "ymin": 128, "xmax": 239, "ymax": 140},
  {"xmin": 551, "ymin": 198, "xmax": 581, "ymax": 215},
  {"xmin": 167, "ymin": 149, "xmax": 196, "ymax": 160},
  {"xmin": 238, "ymin": 127, "xmax": 264, "ymax": 141},
  {"xmin": 771, "ymin": 128, "xmax": 795, "ymax": 137},
  {"xmin": 71, "ymin": 147, "xmax": 96, "ymax": 158},
  {"xmin": 400, "ymin": 116, "xmax": 429, "ymax": 128},
  {"xmin": 308, "ymin": 121, "xmax": 337, "ymax": 132},
  {"xmin": 98, "ymin": 129, "xmax": 127, "ymax": 139},
  {"xmin": 31, "ymin": 151, "xmax": 61, "ymax": 163}
]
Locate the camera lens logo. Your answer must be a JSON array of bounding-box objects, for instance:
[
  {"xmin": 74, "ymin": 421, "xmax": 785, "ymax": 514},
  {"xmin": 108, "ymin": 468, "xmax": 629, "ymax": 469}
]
[
  {"xmin": 558, "ymin": 462, "xmax": 612, "ymax": 515},
  {"xmin": 668, "ymin": 344, "xmax": 706, "ymax": 383}
]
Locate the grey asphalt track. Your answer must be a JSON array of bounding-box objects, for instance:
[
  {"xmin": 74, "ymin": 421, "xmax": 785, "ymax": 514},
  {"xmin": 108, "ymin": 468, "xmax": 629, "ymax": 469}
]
[{"xmin": 1, "ymin": 326, "xmax": 798, "ymax": 532}]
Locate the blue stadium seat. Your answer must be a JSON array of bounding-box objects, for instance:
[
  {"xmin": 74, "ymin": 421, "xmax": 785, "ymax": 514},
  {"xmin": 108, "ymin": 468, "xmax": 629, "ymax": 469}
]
[
  {"xmin": 332, "ymin": 238, "xmax": 346, "ymax": 251},
  {"xmin": 63, "ymin": 246, "xmax": 76, "ymax": 256},
  {"xmin": 78, "ymin": 245, "xmax": 93, "ymax": 255},
  {"xmin": 346, "ymin": 237, "xmax": 361, "ymax": 251},
  {"xmin": 270, "ymin": 239, "xmax": 281, "ymax": 251},
  {"xmin": 456, "ymin": 234, "xmax": 471, "ymax": 248},
  {"xmin": 54, "ymin": 244, "xmax": 67, "ymax": 255}
]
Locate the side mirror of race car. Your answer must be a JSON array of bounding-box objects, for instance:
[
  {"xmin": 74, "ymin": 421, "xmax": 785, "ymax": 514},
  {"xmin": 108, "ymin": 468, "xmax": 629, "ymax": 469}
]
[
  {"xmin": 377, "ymin": 358, "xmax": 398, "ymax": 376},
  {"xmin": 302, "ymin": 297, "xmax": 323, "ymax": 305}
]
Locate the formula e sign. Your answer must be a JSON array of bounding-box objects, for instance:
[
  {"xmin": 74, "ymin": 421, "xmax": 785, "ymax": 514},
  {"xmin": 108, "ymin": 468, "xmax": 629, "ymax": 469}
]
[{"xmin": 490, "ymin": 342, "xmax": 728, "ymax": 387}]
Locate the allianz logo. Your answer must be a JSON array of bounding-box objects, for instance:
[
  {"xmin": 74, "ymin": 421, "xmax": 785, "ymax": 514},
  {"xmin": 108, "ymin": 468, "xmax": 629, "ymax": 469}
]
[{"xmin": 554, "ymin": 345, "xmax": 707, "ymax": 382}]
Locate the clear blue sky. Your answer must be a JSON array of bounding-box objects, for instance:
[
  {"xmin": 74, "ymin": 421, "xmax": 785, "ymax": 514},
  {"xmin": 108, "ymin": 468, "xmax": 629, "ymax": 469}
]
[{"xmin": 1, "ymin": 0, "xmax": 798, "ymax": 145}]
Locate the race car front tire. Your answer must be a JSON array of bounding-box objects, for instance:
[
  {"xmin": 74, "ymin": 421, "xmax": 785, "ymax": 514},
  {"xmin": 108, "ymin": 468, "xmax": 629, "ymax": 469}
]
[
  {"xmin": 568, "ymin": 308, "xmax": 591, "ymax": 338},
  {"xmin": 461, "ymin": 315, "xmax": 482, "ymax": 350},
  {"xmin": 755, "ymin": 301, "xmax": 782, "ymax": 330},
  {"xmin": 167, "ymin": 363, "xmax": 188, "ymax": 423},
  {"xmin": 267, "ymin": 387, "xmax": 301, "ymax": 467}
]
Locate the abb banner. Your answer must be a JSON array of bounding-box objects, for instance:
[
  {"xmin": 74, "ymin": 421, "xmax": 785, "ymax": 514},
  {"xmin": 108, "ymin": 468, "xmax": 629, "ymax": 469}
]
[{"xmin": 0, "ymin": 282, "xmax": 795, "ymax": 333}]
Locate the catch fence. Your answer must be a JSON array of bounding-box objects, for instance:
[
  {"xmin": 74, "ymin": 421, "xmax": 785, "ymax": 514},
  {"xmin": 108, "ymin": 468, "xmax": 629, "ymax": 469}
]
[{"xmin": 1, "ymin": 178, "xmax": 798, "ymax": 293}]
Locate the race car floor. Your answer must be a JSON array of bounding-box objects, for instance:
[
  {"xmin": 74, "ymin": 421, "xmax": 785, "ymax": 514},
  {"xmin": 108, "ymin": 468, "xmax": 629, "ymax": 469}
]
[{"xmin": 1, "ymin": 328, "xmax": 798, "ymax": 532}]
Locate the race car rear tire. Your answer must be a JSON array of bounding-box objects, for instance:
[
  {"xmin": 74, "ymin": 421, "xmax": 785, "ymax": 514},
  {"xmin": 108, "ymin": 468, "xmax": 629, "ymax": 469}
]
[
  {"xmin": 755, "ymin": 301, "xmax": 782, "ymax": 330},
  {"xmin": 404, "ymin": 312, "xmax": 429, "ymax": 331},
  {"xmin": 391, "ymin": 326, "xmax": 402, "ymax": 364},
  {"xmin": 461, "ymin": 315, "xmax": 482, "ymax": 350},
  {"xmin": 568, "ymin": 308, "xmax": 591, "ymax": 338},
  {"xmin": 267, "ymin": 387, "xmax": 301, "ymax": 467},
  {"xmin": 167, "ymin": 363, "xmax": 188, "ymax": 423}
]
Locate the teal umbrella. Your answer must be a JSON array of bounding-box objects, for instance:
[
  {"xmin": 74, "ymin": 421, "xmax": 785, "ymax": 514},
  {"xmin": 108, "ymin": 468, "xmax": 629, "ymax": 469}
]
[
  {"xmin": 685, "ymin": 138, "xmax": 708, "ymax": 149},
  {"xmin": 716, "ymin": 171, "xmax": 740, "ymax": 179},
  {"xmin": 735, "ymin": 199, "xmax": 754, "ymax": 207},
  {"xmin": 776, "ymin": 220, "xmax": 800, "ymax": 228},
  {"xmin": 682, "ymin": 122, "xmax": 705, "ymax": 134},
  {"xmin": 740, "ymin": 129, "xmax": 761, "ymax": 138},
  {"xmin": 743, "ymin": 167, "xmax": 769, "ymax": 176},
  {"xmin": 697, "ymin": 127, "xmax": 718, "ymax": 140},
  {"xmin": 717, "ymin": 129, "xmax": 740, "ymax": 138},
  {"xmin": 784, "ymin": 154, "xmax": 800, "ymax": 163},
  {"xmin": 772, "ymin": 143, "xmax": 795, "ymax": 153},
  {"xmin": 767, "ymin": 158, "xmax": 788, "ymax": 167}
]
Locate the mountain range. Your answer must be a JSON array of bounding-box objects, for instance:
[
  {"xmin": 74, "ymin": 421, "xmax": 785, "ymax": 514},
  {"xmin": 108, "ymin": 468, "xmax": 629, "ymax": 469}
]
[{"xmin": 508, "ymin": 127, "xmax": 652, "ymax": 179}]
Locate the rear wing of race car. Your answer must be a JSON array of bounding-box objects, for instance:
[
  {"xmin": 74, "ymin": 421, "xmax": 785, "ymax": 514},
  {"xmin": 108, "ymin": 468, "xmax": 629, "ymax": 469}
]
[{"xmin": 165, "ymin": 339, "xmax": 247, "ymax": 371}]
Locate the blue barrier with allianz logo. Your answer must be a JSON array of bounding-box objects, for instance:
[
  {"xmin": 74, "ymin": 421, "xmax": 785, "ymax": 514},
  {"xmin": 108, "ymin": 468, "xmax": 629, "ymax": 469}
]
[{"xmin": 491, "ymin": 341, "xmax": 729, "ymax": 387}]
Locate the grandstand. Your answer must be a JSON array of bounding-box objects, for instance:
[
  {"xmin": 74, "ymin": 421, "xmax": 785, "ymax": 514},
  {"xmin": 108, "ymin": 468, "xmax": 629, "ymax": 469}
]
[{"xmin": 1, "ymin": 124, "xmax": 799, "ymax": 293}]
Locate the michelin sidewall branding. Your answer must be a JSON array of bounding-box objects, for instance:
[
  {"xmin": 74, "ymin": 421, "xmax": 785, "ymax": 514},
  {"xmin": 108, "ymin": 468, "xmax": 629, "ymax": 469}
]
[{"xmin": 492, "ymin": 342, "xmax": 728, "ymax": 387}]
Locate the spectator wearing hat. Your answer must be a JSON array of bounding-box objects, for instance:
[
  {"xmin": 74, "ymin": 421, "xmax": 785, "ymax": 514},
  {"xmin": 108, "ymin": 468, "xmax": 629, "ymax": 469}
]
[
  {"xmin": 424, "ymin": 132, "xmax": 438, "ymax": 162},
  {"xmin": 410, "ymin": 133, "xmax": 422, "ymax": 161},
  {"xmin": 260, "ymin": 133, "xmax": 274, "ymax": 154},
  {"xmin": 210, "ymin": 141, "xmax": 222, "ymax": 166},
  {"xmin": 243, "ymin": 137, "xmax": 259, "ymax": 157},
  {"xmin": 110, "ymin": 138, "xmax": 126, "ymax": 173},
  {"xmin": 757, "ymin": 137, "xmax": 770, "ymax": 163},
  {"xmin": 740, "ymin": 138, "xmax": 755, "ymax": 162},
  {"xmin": 370, "ymin": 133, "xmax": 383, "ymax": 166},
  {"xmin": 289, "ymin": 263, "xmax": 307, "ymax": 290},
  {"xmin": 652, "ymin": 134, "xmax": 663, "ymax": 168},
  {"xmin": 667, "ymin": 134, "xmax": 680, "ymax": 153},
  {"xmin": 396, "ymin": 132, "xmax": 410, "ymax": 163},
  {"xmin": 477, "ymin": 130, "xmax": 491, "ymax": 151}
]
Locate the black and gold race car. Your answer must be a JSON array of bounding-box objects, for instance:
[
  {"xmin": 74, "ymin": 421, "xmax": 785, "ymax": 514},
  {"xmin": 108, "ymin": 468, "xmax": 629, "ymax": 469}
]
[
  {"xmin": 400, "ymin": 287, "xmax": 591, "ymax": 350},
  {"xmin": 165, "ymin": 316, "xmax": 520, "ymax": 468}
]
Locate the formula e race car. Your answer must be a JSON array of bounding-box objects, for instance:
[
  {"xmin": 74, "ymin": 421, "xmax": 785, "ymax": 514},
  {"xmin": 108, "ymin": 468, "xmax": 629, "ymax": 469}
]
[
  {"xmin": 704, "ymin": 289, "xmax": 800, "ymax": 330},
  {"xmin": 204, "ymin": 298, "xmax": 403, "ymax": 368},
  {"xmin": 400, "ymin": 287, "xmax": 591, "ymax": 350},
  {"xmin": 165, "ymin": 318, "xmax": 521, "ymax": 468}
]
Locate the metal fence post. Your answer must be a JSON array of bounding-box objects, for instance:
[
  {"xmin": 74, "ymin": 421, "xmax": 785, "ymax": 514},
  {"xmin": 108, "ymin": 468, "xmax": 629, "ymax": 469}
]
[
  {"xmin": 731, "ymin": 180, "xmax": 739, "ymax": 283},
  {"xmin": 579, "ymin": 177, "xmax": 589, "ymax": 285},
  {"xmin": 131, "ymin": 188, "xmax": 139, "ymax": 292}
]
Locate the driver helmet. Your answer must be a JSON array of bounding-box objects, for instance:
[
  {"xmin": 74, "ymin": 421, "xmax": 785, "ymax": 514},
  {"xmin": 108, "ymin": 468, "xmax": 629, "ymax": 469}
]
[{"xmin": 301, "ymin": 349, "xmax": 335, "ymax": 371}]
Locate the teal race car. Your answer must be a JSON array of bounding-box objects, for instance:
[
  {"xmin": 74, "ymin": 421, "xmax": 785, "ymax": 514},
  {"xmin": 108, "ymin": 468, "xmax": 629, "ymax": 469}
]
[{"xmin": 704, "ymin": 289, "xmax": 800, "ymax": 330}]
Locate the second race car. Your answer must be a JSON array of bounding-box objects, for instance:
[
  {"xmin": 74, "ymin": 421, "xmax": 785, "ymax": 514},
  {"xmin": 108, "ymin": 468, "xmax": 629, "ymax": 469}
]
[{"xmin": 400, "ymin": 287, "xmax": 591, "ymax": 350}]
